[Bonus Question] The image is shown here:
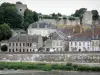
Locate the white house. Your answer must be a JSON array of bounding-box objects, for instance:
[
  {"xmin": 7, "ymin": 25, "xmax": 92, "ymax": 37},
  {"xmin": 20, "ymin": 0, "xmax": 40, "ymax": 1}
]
[
  {"xmin": 28, "ymin": 21, "xmax": 56, "ymax": 37},
  {"xmin": 91, "ymin": 35, "xmax": 100, "ymax": 51},
  {"xmin": 69, "ymin": 37, "xmax": 92, "ymax": 52}
]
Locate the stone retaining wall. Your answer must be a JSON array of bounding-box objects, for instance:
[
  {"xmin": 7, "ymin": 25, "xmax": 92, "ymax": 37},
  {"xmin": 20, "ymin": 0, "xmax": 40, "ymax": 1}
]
[{"xmin": 0, "ymin": 53, "xmax": 100, "ymax": 65}]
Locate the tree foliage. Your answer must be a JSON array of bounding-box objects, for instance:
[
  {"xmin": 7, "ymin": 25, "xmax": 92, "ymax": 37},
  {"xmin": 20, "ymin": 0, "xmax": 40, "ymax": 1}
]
[
  {"xmin": 0, "ymin": 23, "xmax": 12, "ymax": 41},
  {"xmin": 23, "ymin": 9, "xmax": 39, "ymax": 29},
  {"xmin": 92, "ymin": 10, "xmax": 99, "ymax": 25},
  {"xmin": 73, "ymin": 25, "xmax": 81, "ymax": 33},
  {"xmin": 72, "ymin": 8, "xmax": 87, "ymax": 24},
  {"xmin": 0, "ymin": 2, "xmax": 23, "ymax": 28},
  {"xmin": 16, "ymin": 1, "xmax": 23, "ymax": 4},
  {"xmin": 1, "ymin": 45, "xmax": 8, "ymax": 52},
  {"xmin": 0, "ymin": 2, "xmax": 39, "ymax": 30},
  {"xmin": 68, "ymin": 17, "xmax": 76, "ymax": 21}
]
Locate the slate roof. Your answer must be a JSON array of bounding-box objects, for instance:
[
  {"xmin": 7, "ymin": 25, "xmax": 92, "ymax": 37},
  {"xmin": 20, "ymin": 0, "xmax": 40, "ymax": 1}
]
[
  {"xmin": 28, "ymin": 21, "xmax": 56, "ymax": 29},
  {"xmin": 70, "ymin": 37, "xmax": 91, "ymax": 41},
  {"xmin": 49, "ymin": 31, "xmax": 66, "ymax": 40},
  {"xmin": 44, "ymin": 39, "xmax": 52, "ymax": 48},
  {"xmin": 8, "ymin": 35, "xmax": 39, "ymax": 43}
]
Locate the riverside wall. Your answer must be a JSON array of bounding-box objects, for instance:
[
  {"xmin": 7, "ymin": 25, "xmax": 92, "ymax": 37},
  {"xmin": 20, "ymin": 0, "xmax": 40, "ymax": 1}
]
[{"xmin": 0, "ymin": 52, "xmax": 100, "ymax": 65}]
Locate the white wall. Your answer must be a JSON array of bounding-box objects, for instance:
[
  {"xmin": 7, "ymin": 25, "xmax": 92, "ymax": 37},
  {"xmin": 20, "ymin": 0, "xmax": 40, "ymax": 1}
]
[
  {"xmin": 52, "ymin": 40, "xmax": 66, "ymax": 52},
  {"xmin": 69, "ymin": 41, "xmax": 91, "ymax": 51},
  {"xmin": 82, "ymin": 11, "xmax": 93, "ymax": 25},
  {"xmin": 28, "ymin": 28, "xmax": 56, "ymax": 37}
]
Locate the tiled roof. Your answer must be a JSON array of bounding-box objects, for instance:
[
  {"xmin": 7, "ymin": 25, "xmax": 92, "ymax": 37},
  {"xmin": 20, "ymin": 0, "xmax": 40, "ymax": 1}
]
[
  {"xmin": 8, "ymin": 35, "xmax": 39, "ymax": 43},
  {"xmin": 72, "ymin": 27, "xmax": 100, "ymax": 40},
  {"xmin": 28, "ymin": 21, "xmax": 56, "ymax": 29},
  {"xmin": 73, "ymin": 27, "xmax": 100, "ymax": 37}
]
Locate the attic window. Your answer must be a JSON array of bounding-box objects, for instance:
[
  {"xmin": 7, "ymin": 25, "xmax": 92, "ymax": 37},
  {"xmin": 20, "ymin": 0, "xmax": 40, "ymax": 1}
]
[{"xmin": 20, "ymin": 9, "xmax": 22, "ymax": 11}]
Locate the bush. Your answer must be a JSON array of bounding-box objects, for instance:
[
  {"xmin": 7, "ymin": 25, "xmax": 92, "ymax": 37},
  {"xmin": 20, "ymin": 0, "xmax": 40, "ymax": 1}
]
[
  {"xmin": 0, "ymin": 62, "xmax": 99, "ymax": 72},
  {"xmin": 1, "ymin": 45, "xmax": 8, "ymax": 52}
]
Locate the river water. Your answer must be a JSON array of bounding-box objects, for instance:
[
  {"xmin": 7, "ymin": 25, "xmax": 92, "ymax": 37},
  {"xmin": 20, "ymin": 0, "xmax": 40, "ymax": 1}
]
[{"xmin": 0, "ymin": 70, "xmax": 100, "ymax": 75}]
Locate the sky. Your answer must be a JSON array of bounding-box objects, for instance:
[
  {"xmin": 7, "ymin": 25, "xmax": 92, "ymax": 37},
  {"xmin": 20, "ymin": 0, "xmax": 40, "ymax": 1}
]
[{"xmin": 0, "ymin": 0, "xmax": 100, "ymax": 15}]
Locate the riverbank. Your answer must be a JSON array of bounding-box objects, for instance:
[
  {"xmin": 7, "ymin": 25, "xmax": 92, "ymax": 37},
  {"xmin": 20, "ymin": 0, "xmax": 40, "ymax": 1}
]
[
  {"xmin": 0, "ymin": 62, "xmax": 100, "ymax": 72},
  {"xmin": 0, "ymin": 70, "xmax": 100, "ymax": 75}
]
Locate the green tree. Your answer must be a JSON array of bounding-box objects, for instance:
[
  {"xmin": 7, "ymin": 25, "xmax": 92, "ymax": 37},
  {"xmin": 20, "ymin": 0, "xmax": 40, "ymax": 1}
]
[
  {"xmin": 51, "ymin": 13, "xmax": 58, "ymax": 19},
  {"xmin": 23, "ymin": 9, "xmax": 38, "ymax": 29},
  {"xmin": 0, "ymin": 23, "xmax": 12, "ymax": 41},
  {"xmin": 1, "ymin": 45, "xmax": 8, "ymax": 52},
  {"xmin": 68, "ymin": 17, "xmax": 76, "ymax": 25},
  {"xmin": 33, "ymin": 11, "xmax": 39, "ymax": 22},
  {"xmin": 0, "ymin": 2, "xmax": 23, "ymax": 28},
  {"xmin": 92, "ymin": 10, "xmax": 99, "ymax": 25},
  {"xmin": 57, "ymin": 13, "xmax": 62, "ymax": 17},
  {"xmin": 16, "ymin": 1, "xmax": 23, "ymax": 4},
  {"xmin": 72, "ymin": 8, "xmax": 87, "ymax": 25}
]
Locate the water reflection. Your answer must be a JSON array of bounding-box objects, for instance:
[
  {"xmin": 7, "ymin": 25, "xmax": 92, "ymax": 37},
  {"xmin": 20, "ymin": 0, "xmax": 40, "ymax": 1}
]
[{"xmin": 1, "ymin": 71, "xmax": 100, "ymax": 75}]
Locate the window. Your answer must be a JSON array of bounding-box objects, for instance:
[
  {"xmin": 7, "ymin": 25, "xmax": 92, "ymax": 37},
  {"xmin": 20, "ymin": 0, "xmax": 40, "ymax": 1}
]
[
  {"xmin": 13, "ymin": 43, "xmax": 14, "ymax": 46},
  {"xmin": 23, "ymin": 43, "xmax": 25, "ymax": 46},
  {"xmin": 23, "ymin": 49, "xmax": 25, "ymax": 52},
  {"xmin": 20, "ymin": 49, "xmax": 21, "ymax": 52},
  {"xmin": 12, "ymin": 49, "xmax": 14, "ymax": 52},
  {"xmin": 20, "ymin": 43, "xmax": 21, "ymax": 46},
  {"xmin": 9, "ymin": 43, "xmax": 11, "ymax": 47},
  {"xmin": 16, "ymin": 49, "xmax": 18, "ymax": 52},
  {"xmin": 60, "ymin": 48, "xmax": 62, "ymax": 51},
  {"xmin": 88, "ymin": 42, "xmax": 89, "ymax": 46},
  {"xmin": 92, "ymin": 41, "xmax": 94, "ymax": 46},
  {"xmin": 79, "ymin": 42, "xmax": 81, "ymax": 46},
  {"xmin": 75, "ymin": 42, "xmax": 77, "ymax": 46},
  {"xmin": 30, "ymin": 49, "xmax": 31, "ymax": 52},
  {"xmin": 27, "ymin": 49, "xmax": 28, "ymax": 52},
  {"xmin": 16, "ymin": 43, "xmax": 18, "ymax": 46},
  {"xmin": 9, "ymin": 49, "xmax": 11, "ymax": 52},
  {"xmin": 83, "ymin": 42, "xmax": 85, "ymax": 46},
  {"xmin": 27, "ymin": 43, "xmax": 29, "ymax": 47},
  {"xmin": 57, "ymin": 41, "xmax": 59, "ymax": 46},
  {"xmin": 71, "ymin": 42, "xmax": 73, "ymax": 46},
  {"xmin": 30, "ymin": 43, "xmax": 32, "ymax": 47}
]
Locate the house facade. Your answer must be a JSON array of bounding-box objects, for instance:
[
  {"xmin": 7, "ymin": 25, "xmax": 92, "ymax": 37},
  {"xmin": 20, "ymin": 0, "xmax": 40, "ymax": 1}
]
[
  {"xmin": 69, "ymin": 37, "xmax": 91, "ymax": 52},
  {"xmin": 7, "ymin": 35, "xmax": 43, "ymax": 53},
  {"xmin": 91, "ymin": 36, "xmax": 100, "ymax": 51},
  {"xmin": 28, "ymin": 21, "xmax": 56, "ymax": 37},
  {"xmin": 49, "ymin": 31, "xmax": 67, "ymax": 52}
]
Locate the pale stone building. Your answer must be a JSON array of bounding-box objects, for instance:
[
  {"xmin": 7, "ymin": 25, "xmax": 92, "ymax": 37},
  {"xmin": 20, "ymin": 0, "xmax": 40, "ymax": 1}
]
[
  {"xmin": 15, "ymin": 3, "xmax": 27, "ymax": 16},
  {"xmin": 28, "ymin": 21, "xmax": 56, "ymax": 37},
  {"xmin": 7, "ymin": 35, "xmax": 43, "ymax": 53},
  {"xmin": 48, "ymin": 31, "xmax": 67, "ymax": 52},
  {"xmin": 82, "ymin": 11, "xmax": 93, "ymax": 25}
]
